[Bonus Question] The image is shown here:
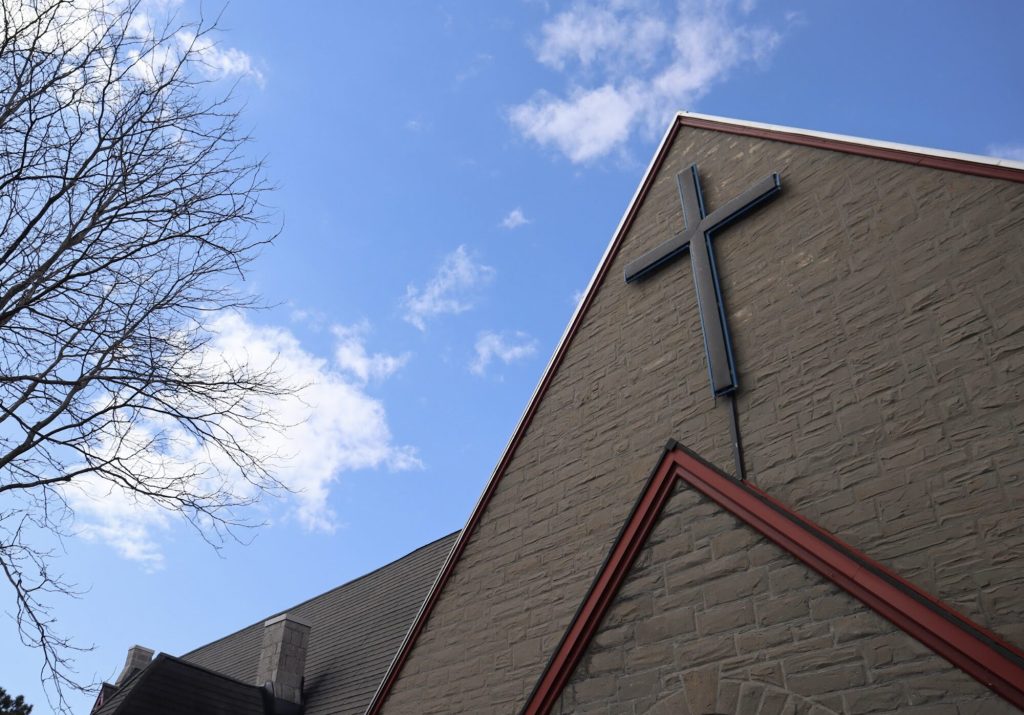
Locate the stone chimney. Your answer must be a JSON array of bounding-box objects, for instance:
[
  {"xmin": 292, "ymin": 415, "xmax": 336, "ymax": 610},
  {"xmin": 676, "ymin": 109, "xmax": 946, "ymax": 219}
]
[
  {"xmin": 114, "ymin": 645, "xmax": 154, "ymax": 685},
  {"xmin": 256, "ymin": 613, "xmax": 311, "ymax": 705}
]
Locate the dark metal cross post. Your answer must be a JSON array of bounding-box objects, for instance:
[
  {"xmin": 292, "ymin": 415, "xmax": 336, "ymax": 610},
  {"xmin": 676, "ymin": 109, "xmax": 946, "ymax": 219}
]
[{"xmin": 624, "ymin": 164, "xmax": 781, "ymax": 398}]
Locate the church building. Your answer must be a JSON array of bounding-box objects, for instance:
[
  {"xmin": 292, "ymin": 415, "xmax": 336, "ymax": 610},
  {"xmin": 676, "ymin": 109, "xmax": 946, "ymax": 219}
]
[{"xmin": 92, "ymin": 113, "xmax": 1024, "ymax": 715}]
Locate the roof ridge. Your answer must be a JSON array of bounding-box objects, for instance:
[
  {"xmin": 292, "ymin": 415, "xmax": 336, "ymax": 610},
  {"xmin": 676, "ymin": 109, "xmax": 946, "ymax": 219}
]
[
  {"xmin": 160, "ymin": 653, "xmax": 266, "ymax": 689},
  {"xmin": 96, "ymin": 653, "xmax": 269, "ymax": 714},
  {"xmin": 181, "ymin": 530, "xmax": 458, "ymax": 659},
  {"xmin": 677, "ymin": 111, "xmax": 1024, "ymax": 173},
  {"xmin": 97, "ymin": 653, "xmax": 163, "ymax": 715}
]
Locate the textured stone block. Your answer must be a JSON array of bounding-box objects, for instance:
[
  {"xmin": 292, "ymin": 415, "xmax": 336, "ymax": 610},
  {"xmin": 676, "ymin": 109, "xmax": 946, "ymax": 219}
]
[{"xmin": 381, "ymin": 123, "xmax": 1024, "ymax": 715}]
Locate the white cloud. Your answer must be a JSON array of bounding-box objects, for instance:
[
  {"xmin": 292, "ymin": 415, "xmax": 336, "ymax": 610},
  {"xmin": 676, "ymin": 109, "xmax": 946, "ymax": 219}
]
[
  {"xmin": 178, "ymin": 31, "xmax": 264, "ymax": 86},
  {"xmin": 535, "ymin": 4, "xmax": 668, "ymax": 72},
  {"xmin": 511, "ymin": 0, "xmax": 781, "ymax": 163},
  {"xmin": 332, "ymin": 321, "xmax": 410, "ymax": 383},
  {"xmin": 511, "ymin": 84, "xmax": 640, "ymax": 163},
  {"xmin": 69, "ymin": 313, "xmax": 418, "ymax": 568},
  {"xmin": 119, "ymin": 6, "xmax": 263, "ymax": 87},
  {"xmin": 501, "ymin": 208, "xmax": 531, "ymax": 229},
  {"xmin": 403, "ymin": 245, "xmax": 495, "ymax": 331},
  {"xmin": 471, "ymin": 331, "xmax": 538, "ymax": 375},
  {"xmin": 73, "ymin": 478, "xmax": 172, "ymax": 571},
  {"xmin": 987, "ymin": 144, "xmax": 1024, "ymax": 162}
]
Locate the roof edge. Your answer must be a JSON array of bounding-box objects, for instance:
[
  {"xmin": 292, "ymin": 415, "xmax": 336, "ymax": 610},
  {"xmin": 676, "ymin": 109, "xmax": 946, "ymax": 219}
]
[
  {"xmin": 363, "ymin": 115, "xmax": 684, "ymax": 715},
  {"xmin": 160, "ymin": 653, "xmax": 268, "ymax": 690},
  {"xmin": 182, "ymin": 529, "xmax": 459, "ymax": 661},
  {"xmin": 95, "ymin": 653, "xmax": 272, "ymax": 715},
  {"xmin": 678, "ymin": 112, "xmax": 1024, "ymax": 182},
  {"xmin": 96, "ymin": 653, "xmax": 164, "ymax": 715}
]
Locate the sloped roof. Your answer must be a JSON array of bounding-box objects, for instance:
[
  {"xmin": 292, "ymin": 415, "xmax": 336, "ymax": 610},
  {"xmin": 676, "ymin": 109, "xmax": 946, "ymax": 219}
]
[
  {"xmin": 179, "ymin": 531, "xmax": 457, "ymax": 715},
  {"xmin": 92, "ymin": 655, "xmax": 267, "ymax": 715},
  {"xmin": 88, "ymin": 532, "xmax": 456, "ymax": 714}
]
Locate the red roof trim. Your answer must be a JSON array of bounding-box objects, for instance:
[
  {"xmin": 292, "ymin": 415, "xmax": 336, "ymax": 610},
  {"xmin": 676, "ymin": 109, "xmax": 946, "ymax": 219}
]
[
  {"xmin": 367, "ymin": 116, "xmax": 1024, "ymax": 714},
  {"xmin": 522, "ymin": 445, "xmax": 1024, "ymax": 714},
  {"xmin": 680, "ymin": 116, "xmax": 1024, "ymax": 184},
  {"xmin": 521, "ymin": 444, "xmax": 682, "ymax": 715}
]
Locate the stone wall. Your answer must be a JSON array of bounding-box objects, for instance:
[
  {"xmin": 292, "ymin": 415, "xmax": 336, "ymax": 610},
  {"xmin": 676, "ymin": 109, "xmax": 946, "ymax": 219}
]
[
  {"xmin": 551, "ymin": 482, "xmax": 1016, "ymax": 715},
  {"xmin": 380, "ymin": 123, "xmax": 1024, "ymax": 713}
]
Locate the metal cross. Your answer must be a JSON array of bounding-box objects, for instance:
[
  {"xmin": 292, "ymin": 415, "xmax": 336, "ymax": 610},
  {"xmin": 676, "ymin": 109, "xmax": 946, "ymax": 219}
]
[{"xmin": 624, "ymin": 164, "xmax": 781, "ymax": 398}]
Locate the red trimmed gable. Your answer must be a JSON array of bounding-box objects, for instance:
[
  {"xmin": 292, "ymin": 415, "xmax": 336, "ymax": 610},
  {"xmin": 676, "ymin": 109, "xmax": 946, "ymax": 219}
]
[
  {"xmin": 370, "ymin": 115, "xmax": 1024, "ymax": 714},
  {"xmin": 523, "ymin": 444, "xmax": 1024, "ymax": 714}
]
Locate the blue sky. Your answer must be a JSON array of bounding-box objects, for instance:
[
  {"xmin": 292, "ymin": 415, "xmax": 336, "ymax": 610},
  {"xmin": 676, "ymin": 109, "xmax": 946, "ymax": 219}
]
[{"xmin": 5, "ymin": 1, "xmax": 1024, "ymax": 711}]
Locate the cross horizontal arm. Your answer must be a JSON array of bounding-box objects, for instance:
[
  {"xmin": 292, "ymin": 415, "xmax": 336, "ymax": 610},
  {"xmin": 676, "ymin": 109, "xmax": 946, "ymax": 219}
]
[
  {"xmin": 623, "ymin": 233, "xmax": 690, "ymax": 283},
  {"xmin": 621, "ymin": 162, "xmax": 782, "ymax": 400},
  {"xmin": 702, "ymin": 173, "xmax": 781, "ymax": 234}
]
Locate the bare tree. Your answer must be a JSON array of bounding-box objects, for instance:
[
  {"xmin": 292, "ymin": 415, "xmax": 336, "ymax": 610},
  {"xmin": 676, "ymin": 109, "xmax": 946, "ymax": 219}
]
[{"xmin": 0, "ymin": 1, "xmax": 285, "ymax": 709}]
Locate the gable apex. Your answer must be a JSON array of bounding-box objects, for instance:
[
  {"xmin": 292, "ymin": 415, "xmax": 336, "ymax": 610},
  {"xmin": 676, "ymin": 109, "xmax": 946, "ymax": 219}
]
[{"xmin": 368, "ymin": 113, "xmax": 1024, "ymax": 714}]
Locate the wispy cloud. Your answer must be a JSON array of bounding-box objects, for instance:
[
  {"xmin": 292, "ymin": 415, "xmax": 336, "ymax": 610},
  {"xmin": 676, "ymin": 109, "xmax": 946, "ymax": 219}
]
[
  {"xmin": 534, "ymin": 3, "xmax": 669, "ymax": 72},
  {"xmin": 471, "ymin": 331, "xmax": 538, "ymax": 375},
  {"xmin": 332, "ymin": 321, "xmax": 410, "ymax": 383},
  {"xmin": 69, "ymin": 313, "xmax": 418, "ymax": 569},
  {"xmin": 510, "ymin": 0, "xmax": 781, "ymax": 163},
  {"xmin": 73, "ymin": 483, "xmax": 172, "ymax": 569},
  {"xmin": 455, "ymin": 52, "xmax": 494, "ymax": 84},
  {"xmin": 987, "ymin": 143, "xmax": 1024, "ymax": 162},
  {"xmin": 403, "ymin": 245, "xmax": 495, "ymax": 330},
  {"xmin": 501, "ymin": 208, "xmax": 530, "ymax": 229},
  {"xmin": 288, "ymin": 304, "xmax": 328, "ymax": 331},
  {"xmin": 405, "ymin": 117, "xmax": 429, "ymax": 132},
  {"xmin": 178, "ymin": 31, "xmax": 264, "ymax": 86}
]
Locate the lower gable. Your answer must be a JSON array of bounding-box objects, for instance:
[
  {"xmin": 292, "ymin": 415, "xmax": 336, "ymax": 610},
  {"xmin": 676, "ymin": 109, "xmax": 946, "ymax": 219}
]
[{"xmin": 535, "ymin": 446, "xmax": 1023, "ymax": 715}]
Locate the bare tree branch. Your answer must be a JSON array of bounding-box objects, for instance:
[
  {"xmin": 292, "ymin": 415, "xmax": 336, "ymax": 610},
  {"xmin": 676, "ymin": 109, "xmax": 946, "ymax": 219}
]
[{"xmin": 0, "ymin": 2, "xmax": 284, "ymax": 710}]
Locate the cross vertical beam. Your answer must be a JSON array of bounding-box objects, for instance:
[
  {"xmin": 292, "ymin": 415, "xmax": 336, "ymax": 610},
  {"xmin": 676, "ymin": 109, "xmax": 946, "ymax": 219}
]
[{"xmin": 624, "ymin": 164, "xmax": 780, "ymax": 397}]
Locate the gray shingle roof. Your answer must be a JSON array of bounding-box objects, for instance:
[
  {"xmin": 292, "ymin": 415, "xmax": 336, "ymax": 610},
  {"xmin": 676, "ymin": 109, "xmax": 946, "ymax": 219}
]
[
  {"xmin": 92, "ymin": 655, "xmax": 267, "ymax": 715},
  {"xmin": 180, "ymin": 531, "xmax": 457, "ymax": 715}
]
